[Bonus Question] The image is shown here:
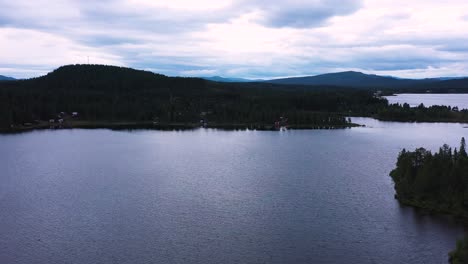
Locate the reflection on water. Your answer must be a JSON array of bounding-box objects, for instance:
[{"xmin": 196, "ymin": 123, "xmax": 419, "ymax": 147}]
[{"xmin": 0, "ymin": 120, "xmax": 467, "ymax": 264}]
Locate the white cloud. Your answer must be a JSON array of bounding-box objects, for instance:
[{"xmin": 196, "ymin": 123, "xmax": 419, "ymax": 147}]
[
  {"xmin": 233, "ymin": 0, "xmax": 362, "ymax": 28},
  {"xmin": 128, "ymin": 0, "xmax": 233, "ymax": 10},
  {"xmin": 0, "ymin": 27, "xmax": 123, "ymax": 78},
  {"xmin": 0, "ymin": 0, "xmax": 468, "ymax": 78}
]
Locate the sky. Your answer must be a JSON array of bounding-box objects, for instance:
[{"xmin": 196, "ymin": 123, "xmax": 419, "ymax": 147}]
[{"xmin": 1, "ymin": 0, "xmax": 468, "ymax": 79}]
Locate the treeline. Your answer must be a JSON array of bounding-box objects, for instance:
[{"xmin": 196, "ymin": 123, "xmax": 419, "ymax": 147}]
[
  {"xmin": 1, "ymin": 64, "xmax": 467, "ymax": 131},
  {"xmin": 0, "ymin": 64, "xmax": 387, "ymax": 130},
  {"xmin": 376, "ymin": 103, "xmax": 468, "ymax": 123},
  {"xmin": 390, "ymin": 139, "xmax": 468, "ymax": 263},
  {"xmin": 395, "ymin": 78, "xmax": 468, "ymax": 94},
  {"xmin": 390, "ymin": 138, "xmax": 468, "ymax": 215}
]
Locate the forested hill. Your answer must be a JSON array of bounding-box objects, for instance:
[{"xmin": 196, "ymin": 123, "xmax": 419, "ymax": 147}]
[
  {"xmin": 16, "ymin": 64, "xmax": 207, "ymax": 93},
  {"xmin": 202, "ymin": 76, "xmax": 254, "ymax": 83},
  {"xmin": 397, "ymin": 77, "xmax": 468, "ymax": 93},
  {"xmin": 0, "ymin": 75, "xmax": 15, "ymax": 81},
  {"xmin": 265, "ymin": 71, "xmax": 468, "ymax": 92},
  {"xmin": 265, "ymin": 71, "xmax": 438, "ymax": 88},
  {"xmin": 0, "ymin": 64, "xmax": 387, "ymax": 130}
]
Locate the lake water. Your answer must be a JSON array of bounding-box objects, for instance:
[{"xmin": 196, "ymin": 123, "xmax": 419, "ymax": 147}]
[
  {"xmin": 384, "ymin": 93, "xmax": 468, "ymax": 109},
  {"xmin": 1, "ymin": 119, "xmax": 467, "ymax": 264}
]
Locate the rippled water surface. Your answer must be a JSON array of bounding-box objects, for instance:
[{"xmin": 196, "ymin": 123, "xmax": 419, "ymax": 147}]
[{"xmin": 1, "ymin": 119, "xmax": 467, "ymax": 264}]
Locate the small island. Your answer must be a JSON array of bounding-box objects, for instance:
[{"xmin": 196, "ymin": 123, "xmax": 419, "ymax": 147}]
[{"xmin": 390, "ymin": 138, "xmax": 468, "ymax": 263}]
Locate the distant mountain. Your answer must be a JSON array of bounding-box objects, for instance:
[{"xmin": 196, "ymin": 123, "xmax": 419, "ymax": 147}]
[
  {"xmin": 0, "ymin": 75, "xmax": 15, "ymax": 81},
  {"xmin": 202, "ymin": 76, "xmax": 258, "ymax": 83},
  {"xmin": 434, "ymin": 77, "xmax": 466, "ymax": 81},
  {"xmin": 400, "ymin": 77, "xmax": 468, "ymax": 93},
  {"xmin": 265, "ymin": 71, "xmax": 439, "ymax": 88},
  {"xmin": 0, "ymin": 64, "xmax": 375, "ymax": 130}
]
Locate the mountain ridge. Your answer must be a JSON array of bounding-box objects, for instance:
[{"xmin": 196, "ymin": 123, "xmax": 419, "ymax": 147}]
[
  {"xmin": 263, "ymin": 71, "xmax": 441, "ymax": 88},
  {"xmin": 200, "ymin": 71, "xmax": 468, "ymax": 89},
  {"xmin": 5, "ymin": 65, "xmax": 468, "ymax": 92},
  {"xmin": 202, "ymin": 76, "xmax": 255, "ymax": 83},
  {"xmin": 0, "ymin": 75, "xmax": 15, "ymax": 81}
]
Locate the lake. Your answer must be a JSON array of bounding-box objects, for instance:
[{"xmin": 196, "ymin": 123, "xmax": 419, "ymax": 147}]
[
  {"xmin": 1, "ymin": 119, "xmax": 467, "ymax": 264},
  {"xmin": 384, "ymin": 93, "xmax": 468, "ymax": 109}
]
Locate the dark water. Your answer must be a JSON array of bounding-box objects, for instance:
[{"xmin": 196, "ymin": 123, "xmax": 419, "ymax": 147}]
[
  {"xmin": 1, "ymin": 118, "xmax": 467, "ymax": 264},
  {"xmin": 385, "ymin": 93, "xmax": 468, "ymax": 109}
]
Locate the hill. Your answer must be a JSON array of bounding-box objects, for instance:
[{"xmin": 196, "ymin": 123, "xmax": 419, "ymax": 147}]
[
  {"xmin": 202, "ymin": 76, "xmax": 255, "ymax": 83},
  {"xmin": 398, "ymin": 77, "xmax": 468, "ymax": 93},
  {"xmin": 265, "ymin": 71, "xmax": 438, "ymax": 88},
  {"xmin": 1, "ymin": 64, "xmax": 467, "ymax": 131},
  {"xmin": 0, "ymin": 64, "xmax": 386, "ymax": 130},
  {"xmin": 0, "ymin": 75, "xmax": 15, "ymax": 81}
]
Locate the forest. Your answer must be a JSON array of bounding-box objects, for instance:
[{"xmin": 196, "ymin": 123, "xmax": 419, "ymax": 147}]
[
  {"xmin": 0, "ymin": 64, "xmax": 384, "ymax": 130},
  {"xmin": 390, "ymin": 139, "xmax": 468, "ymax": 263},
  {"xmin": 390, "ymin": 138, "xmax": 468, "ymax": 215},
  {"xmin": 0, "ymin": 64, "xmax": 467, "ymax": 131},
  {"xmin": 377, "ymin": 103, "xmax": 468, "ymax": 123}
]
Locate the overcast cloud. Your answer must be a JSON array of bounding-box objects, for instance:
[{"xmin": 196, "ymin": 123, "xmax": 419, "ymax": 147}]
[{"xmin": 1, "ymin": 0, "xmax": 468, "ymax": 79}]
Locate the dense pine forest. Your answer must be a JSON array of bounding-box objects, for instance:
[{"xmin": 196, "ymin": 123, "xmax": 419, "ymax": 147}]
[
  {"xmin": 0, "ymin": 64, "xmax": 467, "ymax": 131},
  {"xmin": 390, "ymin": 139, "xmax": 468, "ymax": 263},
  {"xmin": 378, "ymin": 103, "xmax": 468, "ymax": 123},
  {"xmin": 0, "ymin": 64, "xmax": 386, "ymax": 130},
  {"xmin": 390, "ymin": 138, "xmax": 468, "ymax": 215}
]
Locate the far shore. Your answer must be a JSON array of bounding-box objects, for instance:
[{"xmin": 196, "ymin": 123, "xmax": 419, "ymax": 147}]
[{"xmin": 0, "ymin": 120, "xmax": 361, "ymax": 134}]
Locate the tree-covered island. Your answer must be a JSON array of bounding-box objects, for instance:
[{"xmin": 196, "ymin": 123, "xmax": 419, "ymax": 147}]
[{"xmin": 390, "ymin": 138, "xmax": 468, "ymax": 263}]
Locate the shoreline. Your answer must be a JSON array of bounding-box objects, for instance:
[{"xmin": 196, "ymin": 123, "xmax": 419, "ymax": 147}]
[
  {"xmin": 374, "ymin": 116, "xmax": 468, "ymax": 124},
  {"xmin": 3, "ymin": 116, "xmax": 468, "ymax": 134},
  {"xmin": 0, "ymin": 120, "xmax": 361, "ymax": 134},
  {"xmin": 394, "ymin": 196, "xmax": 468, "ymax": 263},
  {"xmin": 395, "ymin": 195, "xmax": 468, "ymax": 223}
]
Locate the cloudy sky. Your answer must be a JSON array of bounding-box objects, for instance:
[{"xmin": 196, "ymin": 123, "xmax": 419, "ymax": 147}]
[{"xmin": 1, "ymin": 0, "xmax": 468, "ymax": 79}]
